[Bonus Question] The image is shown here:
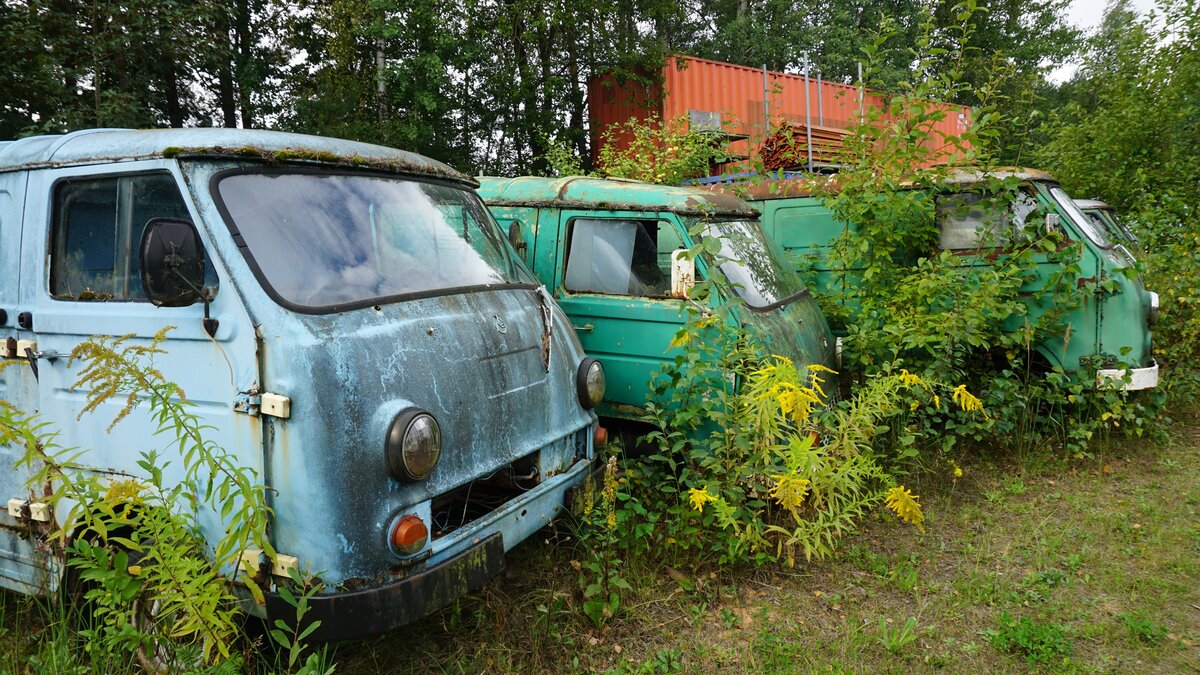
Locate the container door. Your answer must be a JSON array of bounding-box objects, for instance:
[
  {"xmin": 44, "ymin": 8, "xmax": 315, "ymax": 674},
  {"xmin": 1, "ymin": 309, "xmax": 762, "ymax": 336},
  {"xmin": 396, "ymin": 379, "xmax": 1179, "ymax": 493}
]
[
  {"xmin": 551, "ymin": 212, "xmax": 690, "ymax": 417},
  {"xmin": 18, "ymin": 164, "xmax": 262, "ymax": 570}
]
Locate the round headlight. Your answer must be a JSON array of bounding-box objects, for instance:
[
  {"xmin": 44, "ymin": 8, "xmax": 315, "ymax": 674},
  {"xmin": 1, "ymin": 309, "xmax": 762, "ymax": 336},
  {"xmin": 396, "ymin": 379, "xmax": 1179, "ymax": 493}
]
[
  {"xmin": 576, "ymin": 358, "xmax": 605, "ymax": 409},
  {"xmin": 386, "ymin": 409, "xmax": 442, "ymax": 482},
  {"xmin": 1148, "ymin": 291, "xmax": 1160, "ymax": 326}
]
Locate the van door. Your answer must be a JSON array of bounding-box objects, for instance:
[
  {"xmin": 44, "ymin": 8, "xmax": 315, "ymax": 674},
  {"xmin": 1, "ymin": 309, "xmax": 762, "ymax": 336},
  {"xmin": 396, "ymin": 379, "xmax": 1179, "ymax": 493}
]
[
  {"xmin": 935, "ymin": 186, "xmax": 1102, "ymax": 366},
  {"xmin": 17, "ymin": 164, "xmax": 263, "ymax": 567},
  {"xmin": 550, "ymin": 212, "xmax": 691, "ymax": 417},
  {"xmin": 0, "ymin": 169, "xmax": 56, "ymax": 594},
  {"xmin": 758, "ymin": 197, "xmax": 859, "ymax": 307}
]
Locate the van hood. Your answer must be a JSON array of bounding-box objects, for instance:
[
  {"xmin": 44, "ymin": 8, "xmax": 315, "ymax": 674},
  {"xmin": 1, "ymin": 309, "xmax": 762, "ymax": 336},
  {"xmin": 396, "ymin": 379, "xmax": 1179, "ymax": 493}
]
[
  {"xmin": 257, "ymin": 288, "xmax": 593, "ymax": 582},
  {"xmin": 741, "ymin": 295, "xmax": 838, "ymax": 376}
]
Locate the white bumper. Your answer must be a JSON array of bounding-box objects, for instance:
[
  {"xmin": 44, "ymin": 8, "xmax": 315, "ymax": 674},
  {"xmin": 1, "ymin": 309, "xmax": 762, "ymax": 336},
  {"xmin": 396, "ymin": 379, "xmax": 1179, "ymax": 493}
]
[{"xmin": 1096, "ymin": 360, "xmax": 1159, "ymax": 391}]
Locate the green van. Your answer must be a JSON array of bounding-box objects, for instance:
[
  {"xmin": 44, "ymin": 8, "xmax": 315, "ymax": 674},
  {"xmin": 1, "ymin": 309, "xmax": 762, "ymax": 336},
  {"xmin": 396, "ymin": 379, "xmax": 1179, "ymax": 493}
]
[
  {"xmin": 477, "ymin": 176, "xmax": 837, "ymax": 421},
  {"xmin": 1076, "ymin": 199, "xmax": 1138, "ymax": 244},
  {"xmin": 740, "ymin": 169, "xmax": 1159, "ymax": 390}
]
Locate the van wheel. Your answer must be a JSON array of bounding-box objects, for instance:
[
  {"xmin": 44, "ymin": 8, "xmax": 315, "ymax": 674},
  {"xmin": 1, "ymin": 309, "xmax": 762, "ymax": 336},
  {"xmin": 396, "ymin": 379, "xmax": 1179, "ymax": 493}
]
[{"xmin": 131, "ymin": 580, "xmax": 208, "ymax": 672}]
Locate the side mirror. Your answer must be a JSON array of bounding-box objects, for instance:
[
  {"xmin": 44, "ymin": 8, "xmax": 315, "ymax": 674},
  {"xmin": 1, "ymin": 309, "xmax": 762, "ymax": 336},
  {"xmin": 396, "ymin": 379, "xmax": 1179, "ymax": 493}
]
[
  {"xmin": 1044, "ymin": 213, "xmax": 1061, "ymax": 234},
  {"xmin": 670, "ymin": 250, "xmax": 695, "ymax": 298},
  {"xmin": 140, "ymin": 218, "xmax": 207, "ymax": 308}
]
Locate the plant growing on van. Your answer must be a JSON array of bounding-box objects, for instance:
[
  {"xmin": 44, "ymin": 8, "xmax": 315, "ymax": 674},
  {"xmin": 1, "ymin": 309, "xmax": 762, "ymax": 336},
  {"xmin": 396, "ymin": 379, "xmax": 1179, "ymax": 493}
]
[
  {"xmin": 613, "ymin": 250, "xmax": 985, "ymax": 566},
  {"xmin": 782, "ymin": 3, "xmax": 1164, "ymax": 459},
  {"xmin": 595, "ymin": 114, "xmax": 731, "ymax": 185},
  {"xmin": 3, "ymin": 330, "xmax": 322, "ymax": 669}
]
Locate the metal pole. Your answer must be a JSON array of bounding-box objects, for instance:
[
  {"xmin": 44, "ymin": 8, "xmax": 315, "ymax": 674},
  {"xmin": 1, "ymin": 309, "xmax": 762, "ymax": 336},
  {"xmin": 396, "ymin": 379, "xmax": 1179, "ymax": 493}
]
[
  {"xmin": 803, "ymin": 54, "xmax": 813, "ymax": 172},
  {"xmin": 762, "ymin": 64, "xmax": 770, "ymax": 134},
  {"xmin": 817, "ymin": 69, "xmax": 824, "ymax": 127},
  {"xmin": 857, "ymin": 62, "xmax": 864, "ymax": 119}
]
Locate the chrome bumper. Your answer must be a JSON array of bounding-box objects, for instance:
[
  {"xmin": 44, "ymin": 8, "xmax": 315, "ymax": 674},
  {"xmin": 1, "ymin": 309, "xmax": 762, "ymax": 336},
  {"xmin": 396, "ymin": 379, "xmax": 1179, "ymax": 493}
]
[{"xmin": 1097, "ymin": 360, "xmax": 1159, "ymax": 391}]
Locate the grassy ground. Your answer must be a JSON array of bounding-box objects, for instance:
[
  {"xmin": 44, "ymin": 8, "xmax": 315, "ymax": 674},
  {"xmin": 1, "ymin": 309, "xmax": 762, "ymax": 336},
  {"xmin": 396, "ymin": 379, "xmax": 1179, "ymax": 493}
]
[
  {"xmin": 333, "ymin": 425, "xmax": 1200, "ymax": 674},
  {"xmin": 3, "ymin": 423, "xmax": 1197, "ymax": 673}
]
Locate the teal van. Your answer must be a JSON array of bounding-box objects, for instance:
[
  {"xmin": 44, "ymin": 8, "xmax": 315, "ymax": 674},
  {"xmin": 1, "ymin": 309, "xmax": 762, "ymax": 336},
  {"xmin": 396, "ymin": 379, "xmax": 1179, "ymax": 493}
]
[
  {"xmin": 0, "ymin": 128, "xmax": 603, "ymax": 640},
  {"xmin": 1076, "ymin": 199, "xmax": 1138, "ymax": 244},
  {"xmin": 740, "ymin": 169, "xmax": 1159, "ymax": 389},
  {"xmin": 477, "ymin": 176, "xmax": 836, "ymax": 421}
]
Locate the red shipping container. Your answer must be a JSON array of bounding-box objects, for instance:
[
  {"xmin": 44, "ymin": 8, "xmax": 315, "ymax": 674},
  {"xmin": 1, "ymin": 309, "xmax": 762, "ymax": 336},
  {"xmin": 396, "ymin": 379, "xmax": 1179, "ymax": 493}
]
[{"xmin": 589, "ymin": 55, "xmax": 972, "ymax": 173}]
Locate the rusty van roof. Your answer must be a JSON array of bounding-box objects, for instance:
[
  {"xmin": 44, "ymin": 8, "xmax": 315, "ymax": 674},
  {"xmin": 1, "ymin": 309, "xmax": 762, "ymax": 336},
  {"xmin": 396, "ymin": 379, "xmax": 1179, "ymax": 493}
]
[
  {"xmin": 706, "ymin": 167, "xmax": 1059, "ymax": 201},
  {"xmin": 476, "ymin": 175, "xmax": 758, "ymax": 217},
  {"xmin": 0, "ymin": 128, "xmax": 475, "ymax": 185}
]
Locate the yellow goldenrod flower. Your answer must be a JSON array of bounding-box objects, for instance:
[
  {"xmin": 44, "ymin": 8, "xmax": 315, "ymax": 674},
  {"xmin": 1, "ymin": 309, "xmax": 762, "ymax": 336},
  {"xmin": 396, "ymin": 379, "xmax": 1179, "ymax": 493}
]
[
  {"xmin": 898, "ymin": 369, "xmax": 924, "ymax": 389},
  {"xmin": 770, "ymin": 474, "xmax": 810, "ymax": 513},
  {"xmin": 688, "ymin": 487, "xmax": 717, "ymax": 512},
  {"xmin": 884, "ymin": 486, "xmax": 925, "ymax": 533},
  {"xmin": 952, "ymin": 384, "xmax": 985, "ymax": 415}
]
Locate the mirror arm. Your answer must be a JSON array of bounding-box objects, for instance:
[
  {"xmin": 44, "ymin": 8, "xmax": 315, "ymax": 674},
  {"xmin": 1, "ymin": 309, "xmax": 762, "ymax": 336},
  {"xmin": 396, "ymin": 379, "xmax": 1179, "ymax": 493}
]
[{"xmin": 170, "ymin": 269, "xmax": 219, "ymax": 337}]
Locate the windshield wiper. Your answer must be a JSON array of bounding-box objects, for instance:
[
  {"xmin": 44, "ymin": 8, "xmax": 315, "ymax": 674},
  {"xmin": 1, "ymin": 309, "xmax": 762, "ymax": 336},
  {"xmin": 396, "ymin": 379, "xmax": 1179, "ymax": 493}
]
[{"xmin": 752, "ymin": 288, "xmax": 812, "ymax": 313}]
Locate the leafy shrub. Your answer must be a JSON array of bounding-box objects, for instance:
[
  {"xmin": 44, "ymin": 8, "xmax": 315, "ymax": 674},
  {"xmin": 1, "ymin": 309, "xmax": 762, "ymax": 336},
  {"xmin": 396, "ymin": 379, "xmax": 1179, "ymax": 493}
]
[
  {"xmin": 987, "ymin": 612, "xmax": 1073, "ymax": 667},
  {"xmin": 595, "ymin": 115, "xmax": 731, "ymax": 185}
]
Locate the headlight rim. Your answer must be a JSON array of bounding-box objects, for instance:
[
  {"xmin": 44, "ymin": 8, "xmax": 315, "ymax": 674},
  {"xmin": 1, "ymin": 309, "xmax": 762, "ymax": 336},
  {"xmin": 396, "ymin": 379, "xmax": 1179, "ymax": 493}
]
[
  {"xmin": 576, "ymin": 358, "xmax": 605, "ymax": 410},
  {"xmin": 385, "ymin": 408, "xmax": 442, "ymax": 482}
]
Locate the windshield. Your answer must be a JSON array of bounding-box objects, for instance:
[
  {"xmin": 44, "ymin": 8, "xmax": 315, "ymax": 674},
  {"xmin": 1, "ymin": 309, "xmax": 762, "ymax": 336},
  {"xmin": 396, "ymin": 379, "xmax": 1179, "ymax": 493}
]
[
  {"xmin": 701, "ymin": 219, "xmax": 808, "ymax": 310},
  {"xmin": 214, "ymin": 171, "xmax": 533, "ymax": 310},
  {"xmin": 1049, "ymin": 186, "xmax": 1113, "ymax": 249}
]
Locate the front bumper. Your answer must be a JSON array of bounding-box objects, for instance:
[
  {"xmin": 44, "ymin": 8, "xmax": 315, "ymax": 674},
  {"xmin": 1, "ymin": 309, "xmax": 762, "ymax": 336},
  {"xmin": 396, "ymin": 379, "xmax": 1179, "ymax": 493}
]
[
  {"xmin": 1097, "ymin": 360, "xmax": 1159, "ymax": 391},
  {"xmin": 266, "ymin": 455, "xmax": 592, "ymax": 642}
]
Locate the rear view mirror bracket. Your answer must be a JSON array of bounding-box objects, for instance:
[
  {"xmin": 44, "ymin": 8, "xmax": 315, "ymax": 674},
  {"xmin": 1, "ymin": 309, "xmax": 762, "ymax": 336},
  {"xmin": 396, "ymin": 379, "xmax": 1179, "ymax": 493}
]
[
  {"xmin": 140, "ymin": 218, "xmax": 219, "ymax": 337},
  {"xmin": 671, "ymin": 250, "xmax": 696, "ymax": 298}
]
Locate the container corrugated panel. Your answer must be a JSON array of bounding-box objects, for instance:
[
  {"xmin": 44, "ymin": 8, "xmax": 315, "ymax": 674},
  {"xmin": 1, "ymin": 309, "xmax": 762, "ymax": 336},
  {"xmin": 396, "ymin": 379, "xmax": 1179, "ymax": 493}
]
[
  {"xmin": 589, "ymin": 55, "xmax": 973, "ymax": 172},
  {"xmin": 588, "ymin": 70, "xmax": 662, "ymax": 162}
]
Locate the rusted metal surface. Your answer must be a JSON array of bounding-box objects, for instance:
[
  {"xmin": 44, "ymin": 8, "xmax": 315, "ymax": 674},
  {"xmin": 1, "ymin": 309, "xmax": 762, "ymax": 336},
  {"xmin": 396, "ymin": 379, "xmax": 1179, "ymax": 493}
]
[
  {"xmin": 268, "ymin": 533, "xmax": 505, "ymax": 642},
  {"xmin": 0, "ymin": 129, "xmax": 477, "ymax": 185},
  {"xmin": 478, "ymin": 175, "xmax": 757, "ymax": 217},
  {"xmin": 708, "ymin": 167, "xmax": 1060, "ymax": 202}
]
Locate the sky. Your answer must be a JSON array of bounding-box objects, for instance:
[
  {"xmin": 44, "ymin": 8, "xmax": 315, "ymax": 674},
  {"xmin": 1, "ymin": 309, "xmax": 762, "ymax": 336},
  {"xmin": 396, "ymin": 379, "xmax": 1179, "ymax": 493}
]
[{"xmin": 1051, "ymin": 0, "xmax": 1160, "ymax": 80}]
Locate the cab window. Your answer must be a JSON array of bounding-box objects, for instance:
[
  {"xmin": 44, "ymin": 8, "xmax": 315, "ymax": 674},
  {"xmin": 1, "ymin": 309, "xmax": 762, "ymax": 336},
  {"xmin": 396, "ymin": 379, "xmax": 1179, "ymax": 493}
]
[
  {"xmin": 50, "ymin": 173, "xmax": 213, "ymax": 301},
  {"xmin": 564, "ymin": 218, "xmax": 684, "ymax": 296},
  {"xmin": 937, "ymin": 191, "xmax": 1039, "ymax": 250}
]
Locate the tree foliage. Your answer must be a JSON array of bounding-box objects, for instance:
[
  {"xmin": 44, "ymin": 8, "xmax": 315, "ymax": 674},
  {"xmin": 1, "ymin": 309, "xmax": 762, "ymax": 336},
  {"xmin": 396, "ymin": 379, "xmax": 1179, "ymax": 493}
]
[{"xmin": 1, "ymin": 0, "xmax": 1091, "ymax": 174}]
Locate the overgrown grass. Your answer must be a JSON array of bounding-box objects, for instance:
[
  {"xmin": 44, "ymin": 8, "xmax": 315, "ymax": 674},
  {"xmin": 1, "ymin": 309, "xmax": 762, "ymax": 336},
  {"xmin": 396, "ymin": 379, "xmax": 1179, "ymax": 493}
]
[
  {"xmin": 317, "ymin": 408, "xmax": 1198, "ymax": 673},
  {"xmin": 1, "ymin": 405, "xmax": 1195, "ymax": 672}
]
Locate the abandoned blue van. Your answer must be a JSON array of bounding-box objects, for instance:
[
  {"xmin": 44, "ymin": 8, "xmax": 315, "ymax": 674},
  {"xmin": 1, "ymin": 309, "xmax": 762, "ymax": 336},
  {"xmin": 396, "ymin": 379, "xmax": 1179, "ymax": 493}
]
[{"xmin": 0, "ymin": 128, "xmax": 602, "ymax": 639}]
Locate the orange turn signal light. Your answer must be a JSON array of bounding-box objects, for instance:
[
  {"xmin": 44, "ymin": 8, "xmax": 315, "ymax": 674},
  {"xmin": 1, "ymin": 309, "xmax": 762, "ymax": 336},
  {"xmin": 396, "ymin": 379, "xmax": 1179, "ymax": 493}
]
[{"xmin": 390, "ymin": 515, "xmax": 428, "ymax": 556}]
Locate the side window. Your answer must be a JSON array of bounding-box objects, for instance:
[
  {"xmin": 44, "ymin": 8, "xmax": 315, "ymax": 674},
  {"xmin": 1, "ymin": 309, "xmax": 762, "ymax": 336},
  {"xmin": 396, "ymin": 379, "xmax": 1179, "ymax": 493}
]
[
  {"xmin": 564, "ymin": 218, "xmax": 679, "ymax": 297},
  {"xmin": 937, "ymin": 191, "xmax": 1039, "ymax": 250},
  {"xmin": 50, "ymin": 173, "xmax": 209, "ymax": 301}
]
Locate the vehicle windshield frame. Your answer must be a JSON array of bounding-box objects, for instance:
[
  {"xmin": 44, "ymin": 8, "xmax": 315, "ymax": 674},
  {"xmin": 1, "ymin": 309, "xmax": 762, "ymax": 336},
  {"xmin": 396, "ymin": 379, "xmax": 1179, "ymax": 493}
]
[
  {"xmin": 1047, "ymin": 185, "xmax": 1113, "ymax": 250},
  {"xmin": 210, "ymin": 167, "xmax": 537, "ymax": 314},
  {"xmin": 699, "ymin": 217, "xmax": 811, "ymax": 313}
]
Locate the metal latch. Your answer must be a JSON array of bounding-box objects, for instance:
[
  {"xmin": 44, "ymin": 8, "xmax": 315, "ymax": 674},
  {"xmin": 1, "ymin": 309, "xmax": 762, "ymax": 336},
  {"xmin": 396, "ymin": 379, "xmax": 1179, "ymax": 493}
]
[
  {"xmin": 8, "ymin": 498, "xmax": 51, "ymax": 522},
  {"xmin": 234, "ymin": 390, "xmax": 290, "ymax": 418}
]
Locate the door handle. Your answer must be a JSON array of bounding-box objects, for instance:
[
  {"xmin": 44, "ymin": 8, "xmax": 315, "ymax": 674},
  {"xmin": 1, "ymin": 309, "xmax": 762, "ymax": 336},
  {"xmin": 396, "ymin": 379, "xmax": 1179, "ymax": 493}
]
[{"xmin": 571, "ymin": 323, "xmax": 595, "ymax": 333}]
